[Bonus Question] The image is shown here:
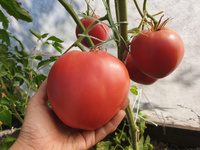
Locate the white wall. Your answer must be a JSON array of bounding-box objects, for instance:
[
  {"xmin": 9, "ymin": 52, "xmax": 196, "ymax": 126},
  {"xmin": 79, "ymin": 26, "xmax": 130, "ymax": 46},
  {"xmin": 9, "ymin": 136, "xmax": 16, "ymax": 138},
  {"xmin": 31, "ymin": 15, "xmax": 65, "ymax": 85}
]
[{"xmin": 5, "ymin": 0, "xmax": 200, "ymax": 130}]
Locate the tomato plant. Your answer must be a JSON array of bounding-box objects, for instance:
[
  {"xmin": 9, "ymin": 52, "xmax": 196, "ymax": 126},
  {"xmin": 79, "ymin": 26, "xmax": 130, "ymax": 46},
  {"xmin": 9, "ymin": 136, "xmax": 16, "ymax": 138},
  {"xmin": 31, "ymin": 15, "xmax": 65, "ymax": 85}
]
[
  {"xmin": 130, "ymin": 27, "xmax": 184, "ymax": 78},
  {"xmin": 76, "ymin": 15, "xmax": 109, "ymax": 48},
  {"xmin": 47, "ymin": 50, "xmax": 130, "ymax": 130},
  {"xmin": 126, "ymin": 54, "xmax": 157, "ymax": 85}
]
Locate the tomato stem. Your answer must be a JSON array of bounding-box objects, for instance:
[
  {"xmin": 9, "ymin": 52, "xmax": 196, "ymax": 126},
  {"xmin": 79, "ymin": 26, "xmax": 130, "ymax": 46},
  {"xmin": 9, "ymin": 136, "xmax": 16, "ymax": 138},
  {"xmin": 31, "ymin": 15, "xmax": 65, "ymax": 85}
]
[
  {"xmin": 104, "ymin": 0, "xmax": 120, "ymax": 46},
  {"xmin": 143, "ymin": 0, "xmax": 158, "ymax": 27},
  {"xmin": 58, "ymin": 0, "xmax": 94, "ymax": 48},
  {"xmin": 0, "ymin": 77, "xmax": 24, "ymax": 124},
  {"xmin": 115, "ymin": 0, "xmax": 129, "ymax": 61},
  {"xmin": 62, "ymin": 15, "xmax": 108, "ymax": 54},
  {"xmin": 115, "ymin": 0, "xmax": 139, "ymax": 149},
  {"xmin": 125, "ymin": 104, "xmax": 139, "ymax": 150}
]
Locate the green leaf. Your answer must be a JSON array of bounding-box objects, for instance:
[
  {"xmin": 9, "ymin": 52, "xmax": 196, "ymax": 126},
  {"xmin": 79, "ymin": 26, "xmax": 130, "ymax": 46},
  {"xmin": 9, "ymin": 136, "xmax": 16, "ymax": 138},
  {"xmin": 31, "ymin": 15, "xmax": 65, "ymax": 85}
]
[
  {"xmin": 41, "ymin": 33, "xmax": 49, "ymax": 39},
  {"xmin": 37, "ymin": 56, "xmax": 59, "ymax": 70},
  {"xmin": 47, "ymin": 36, "xmax": 64, "ymax": 43},
  {"xmin": 0, "ymin": 0, "xmax": 32, "ymax": 22},
  {"xmin": 12, "ymin": 36, "xmax": 25, "ymax": 51},
  {"xmin": 130, "ymin": 88, "xmax": 138, "ymax": 95},
  {"xmin": 0, "ymin": 96, "xmax": 11, "ymax": 106},
  {"xmin": 0, "ymin": 10, "xmax": 9, "ymax": 30},
  {"xmin": 96, "ymin": 141, "xmax": 112, "ymax": 150},
  {"xmin": 14, "ymin": 72, "xmax": 30, "ymax": 86},
  {"xmin": 0, "ymin": 136, "xmax": 16, "ymax": 150},
  {"xmin": 0, "ymin": 65, "xmax": 7, "ymax": 77},
  {"xmin": 0, "ymin": 29, "xmax": 10, "ymax": 46},
  {"xmin": 52, "ymin": 42, "xmax": 63, "ymax": 53},
  {"xmin": 35, "ymin": 55, "xmax": 43, "ymax": 61},
  {"xmin": 0, "ymin": 108, "xmax": 12, "ymax": 127},
  {"xmin": 139, "ymin": 135, "xmax": 144, "ymax": 150},
  {"xmin": 3, "ymin": 136, "xmax": 16, "ymax": 143},
  {"xmin": 29, "ymin": 29, "xmax": 42, "ymax": 39}
]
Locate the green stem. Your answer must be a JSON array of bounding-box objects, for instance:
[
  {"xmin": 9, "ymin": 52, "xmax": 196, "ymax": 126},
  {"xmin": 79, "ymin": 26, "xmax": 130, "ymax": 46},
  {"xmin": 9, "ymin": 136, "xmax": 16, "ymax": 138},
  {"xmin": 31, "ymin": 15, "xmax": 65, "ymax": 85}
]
[
  {"xmin": 0, "ymin": 77, "xmax": 24, "ymax": 123},
  {"xmin": 0, "ymin": 77, "xmax": 9, "ymax": 96},
  {"xmin": 133, "ymin": 0, "xmax": 144, "ymax": 19},
  {"xmin": 143, "ymin": 0, "xmax": 158, "ymax": 26},
  {"xmin": 63, "ymin": 15, "xmax": 108, "ymax": 54},
  {"xmin": 125, "ymin": 104, "xmax": 139, "ymax": 150},
  {"xmin": 115, "ymin": 0, "xmax": 129, "ymax": 61},
  {"xmin": 58, "ymin": 0, "xmax": 94, "ymax": 48},
  {"xmin": 115, "ymin": 0, "xmax": 139, "ymax": 149},
  {"xmin": 103, "ymin": 0, "xmax": 120, "ymax": 47},
  {"xmin": 10, "ymin": 99, "xmax": 24, "ymax": 123},
  {"xmin": 133, "ymin": 0, "xmax": 158, "ymax": 28},
  {"xmin": 0, "ymin": 78, "xmax": 24, "ymax": 123}
]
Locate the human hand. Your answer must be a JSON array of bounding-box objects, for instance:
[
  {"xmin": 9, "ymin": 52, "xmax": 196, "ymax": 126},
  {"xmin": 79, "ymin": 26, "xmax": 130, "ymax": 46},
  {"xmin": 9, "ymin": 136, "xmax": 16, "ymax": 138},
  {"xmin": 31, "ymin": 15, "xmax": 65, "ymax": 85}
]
[{"xmin": 10, "ymin": 79, "xmax": 129, "ymax": 150}]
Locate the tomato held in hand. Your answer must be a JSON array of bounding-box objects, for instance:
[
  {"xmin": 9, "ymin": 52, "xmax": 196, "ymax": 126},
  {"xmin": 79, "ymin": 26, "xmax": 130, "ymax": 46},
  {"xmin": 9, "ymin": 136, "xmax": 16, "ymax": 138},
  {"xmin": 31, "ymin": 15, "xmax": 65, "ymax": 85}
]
[
  {"xmin": 126, "ymin": 54, "xmax": 157, "ymax": 85},
  {"xmin": 130, "ymin": 27, "xmax": 184, "ymax": 78},
  {"xmin": 76, "ymin": 15, "xmax": 109, "ymax": 48},
  {"xmin": 47, "ymin": 50, "xmax": 130, "ymax": 130}
]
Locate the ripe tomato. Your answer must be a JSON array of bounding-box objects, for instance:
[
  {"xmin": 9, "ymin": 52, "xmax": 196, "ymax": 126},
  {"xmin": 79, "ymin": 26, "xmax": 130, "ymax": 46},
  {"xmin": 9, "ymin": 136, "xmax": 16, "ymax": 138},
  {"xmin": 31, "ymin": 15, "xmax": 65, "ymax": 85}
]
[
  {"xmin": 130, "ymin": 27, "xmax": 184, "ymax": 78},
  {"xmin": 47, "ymin": 50, "xmax": 130, "ymax": 130},
  {"xmin": 76, "ymin": 15, "xmax": 109, "ymax": 48},
  {"xmin": 126, "ymin": 54, "xmax": 157, "ymax": 85}
]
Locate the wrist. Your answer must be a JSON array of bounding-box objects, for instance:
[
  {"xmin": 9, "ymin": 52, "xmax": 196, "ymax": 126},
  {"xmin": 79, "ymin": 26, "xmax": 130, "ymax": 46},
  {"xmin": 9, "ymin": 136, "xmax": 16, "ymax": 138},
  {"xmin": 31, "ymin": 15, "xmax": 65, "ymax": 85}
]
[{"xmin": 9, "ymin": 137, "xmax": 35, "ymax": 150}]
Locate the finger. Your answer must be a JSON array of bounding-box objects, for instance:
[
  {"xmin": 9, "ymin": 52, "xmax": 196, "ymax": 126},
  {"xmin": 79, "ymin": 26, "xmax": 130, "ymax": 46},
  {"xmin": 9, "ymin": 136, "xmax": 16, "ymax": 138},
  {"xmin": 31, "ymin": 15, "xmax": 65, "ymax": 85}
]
[
  {"xmin": 31, "ymin": 78, "xmax": 48, "ymax": 102},
  {"xmin": 121, "ymin": 98, "xmax": 130, "ymax": 110},
  {"xmin": 95, "ymin": 110, "xmax": 126, "ymax": 143}
]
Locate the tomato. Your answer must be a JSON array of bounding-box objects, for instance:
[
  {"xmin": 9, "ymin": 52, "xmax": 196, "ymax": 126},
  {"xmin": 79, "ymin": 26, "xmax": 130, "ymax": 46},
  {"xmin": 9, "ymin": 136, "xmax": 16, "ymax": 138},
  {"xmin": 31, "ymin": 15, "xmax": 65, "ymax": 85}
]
[
  {"xmin": 76, "ymin": 15, "xmax": 109, "ymax": 48},
  {"xmin": 125, "ymin": 54, "xmax": 157, "ymax": 85},
  {"xmin": 47, "ymin": 50, "xmax": 130, "ymax": 130},
  {"xmin": 130, "ymin": 27, "xmax": 184, "ymax": 78}
]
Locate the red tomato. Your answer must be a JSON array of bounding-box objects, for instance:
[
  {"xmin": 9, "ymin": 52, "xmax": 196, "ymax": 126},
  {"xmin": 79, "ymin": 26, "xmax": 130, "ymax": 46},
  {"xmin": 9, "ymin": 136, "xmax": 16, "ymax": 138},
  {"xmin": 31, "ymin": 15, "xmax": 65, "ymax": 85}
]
[
  {"xmin": 130, "ymin": 28, "xmax": 184, "ymax": 78},
  {"xmin": 126, "ymin": 54, "xmax": 157, "ymax": 85},
  {"xmin": 47, "ymin": 50, "xmax": 130, "ymax": 130},
  {"xmin": 76, "ymin": 15, "xmax": 109, "ymax": 48}
]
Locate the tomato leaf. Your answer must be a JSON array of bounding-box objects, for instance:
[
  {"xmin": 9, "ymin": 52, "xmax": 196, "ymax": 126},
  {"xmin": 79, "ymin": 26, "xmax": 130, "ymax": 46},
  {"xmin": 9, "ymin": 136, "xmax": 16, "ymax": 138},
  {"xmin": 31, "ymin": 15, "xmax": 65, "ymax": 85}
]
[
  {"xmin": 47, "ymin": 36, "xmax": 64, "ymax": 43},
  {"xmin": 52, "ymin": 42, "xmax": 63, "ymax": 53},
  {"xmin": 96, "ymin": 141, "xmax": 112, "ymax": 150},
  {"xmin": 1, "ymin": 97, "xmax": 11, "ymax": 106},
  {"xmin": 14, "ymin": 72, "xmax": 30, "ymax": 86},
  {"xmin": 29, "ymin": 30, "xmax": 42, "ymax": 40},
  {"xmin": 130, "ymin": 86, "xmax": 138, "ymax": 95},
  {"xmin": 0, "ymin": 0, "xmax": 32, "ymax": 22},
  {"xmin": 0, "ymin": 10, "xmax": 9, "ymax": 30},
  {"xmin": 37, "ymin": 56, "xmax": 59, "ymax": 70},
  {"xmin": 0, "ymin": 29, "xmax": 10, "ymax": 46},
  {"xmin": 41, "ymin": 33, "xmax": 49, "ymax": 39},
  {"xmin": 0, "ymin": 136, "xmax": 16, "ymax": 150},
  {"xmin": 0, "ymin": 108, "xmax": 12, "ymax": 127}
]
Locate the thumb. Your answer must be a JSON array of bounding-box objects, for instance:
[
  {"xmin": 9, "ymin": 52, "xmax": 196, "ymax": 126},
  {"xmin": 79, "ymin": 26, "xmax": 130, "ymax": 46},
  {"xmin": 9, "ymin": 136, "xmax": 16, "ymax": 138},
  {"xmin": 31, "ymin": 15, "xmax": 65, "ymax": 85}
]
[{"xmin": 31, "ymin": 78, "xmax": 48, "ymax": 103}]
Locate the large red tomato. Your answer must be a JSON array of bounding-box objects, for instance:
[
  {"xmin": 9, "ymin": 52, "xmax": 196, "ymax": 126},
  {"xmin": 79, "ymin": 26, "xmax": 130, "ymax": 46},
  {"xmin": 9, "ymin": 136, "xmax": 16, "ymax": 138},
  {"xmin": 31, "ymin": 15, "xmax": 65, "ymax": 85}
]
[
  {"xmin": 125, "ymin": 54, "xmax": 157, "ymax": 85},
  {"xmin": 130, "ymin": 28, "xmax": 184, "ymax": 78},
  {"xmin": 47, "ymin": 50, "xmax": 130, "ymax": 130},
  {"xmin": 76, "ymin": 15, "xmax": 109, "ymax": 48}
]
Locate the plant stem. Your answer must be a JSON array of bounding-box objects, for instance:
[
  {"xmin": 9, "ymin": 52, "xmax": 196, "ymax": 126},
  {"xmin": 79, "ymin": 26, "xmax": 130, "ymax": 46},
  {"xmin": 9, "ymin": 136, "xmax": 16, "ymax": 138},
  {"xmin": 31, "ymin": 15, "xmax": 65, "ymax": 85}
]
[
  {"xmin": 63, "ymin": 15, "xmax": 108, "ymax": 54},
  {"xmin": 0, "ymin": 77, "xmax": 9, "ymax": 96},
  {"xmin": 115, "ymin": 0, "xmax": 128, "ymax": 61},
  {"xmin": 10, "ymin": 99, "xmax": 24, "ymax": 123},
  {"xmin": 58, "ymin": 0, "xmax": 94, "ymax": 48},
  {"xmin": 143, "ymin": 0, "xmax": 158, "ymax": 27},
  {"xmin": 0, "ymin": 78, "xmax": 24, "ymax": 123},
  {"xmin": 115, "ymin": 0, "xmax": 139, "ymax": 149},
  {"xmin": 125, "ymin": 104, "xmax": 139, "ymax": 150},
  {"xmin": 0, "ymin": 77, "xmax": 24, "ymax": 123}
]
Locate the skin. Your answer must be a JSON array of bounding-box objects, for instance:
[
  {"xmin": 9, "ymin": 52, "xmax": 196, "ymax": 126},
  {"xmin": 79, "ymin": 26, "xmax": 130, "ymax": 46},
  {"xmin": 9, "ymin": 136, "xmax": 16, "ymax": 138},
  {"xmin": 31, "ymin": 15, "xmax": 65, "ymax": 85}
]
[{"xmin": 10, "ymin": 79, "xmax": 129, "ymax": 150}]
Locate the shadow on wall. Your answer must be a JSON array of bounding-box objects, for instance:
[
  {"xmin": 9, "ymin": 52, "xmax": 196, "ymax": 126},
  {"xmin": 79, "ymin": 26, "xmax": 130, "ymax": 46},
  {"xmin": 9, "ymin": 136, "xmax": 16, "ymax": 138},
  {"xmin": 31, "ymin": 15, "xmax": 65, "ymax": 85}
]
[{"xmin": 173, "ymin": 65, "xmax": 200, "ymax": 87}]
